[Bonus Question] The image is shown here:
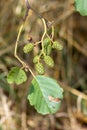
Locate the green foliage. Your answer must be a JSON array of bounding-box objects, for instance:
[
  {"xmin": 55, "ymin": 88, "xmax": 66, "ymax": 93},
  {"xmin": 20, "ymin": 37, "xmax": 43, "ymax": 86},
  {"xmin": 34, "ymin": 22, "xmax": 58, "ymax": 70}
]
[
  {"xmin": 44, "ymin": 56, "xmax": 54, "ymax": 67},
  {"xmin": 27, "ymin": 75, "xmax": 63, "ymax": 115},
  {"xmin": 23, "ymin": 43, "xmax": 34, "ymax": 53},
  {"xmin": 7, "ymin": 67, "xmax": 27, "ymax": 85},
  {"xmin": 75, "ymin": 0, "xmax": 87, "ymax": 16}
]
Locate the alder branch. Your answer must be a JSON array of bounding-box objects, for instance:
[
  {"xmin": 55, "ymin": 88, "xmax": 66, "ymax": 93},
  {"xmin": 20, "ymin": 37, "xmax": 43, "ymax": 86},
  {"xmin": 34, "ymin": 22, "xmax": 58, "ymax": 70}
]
[{"xmin": 23, "ymin": 0, "xmax": 31, "ymax": 21}]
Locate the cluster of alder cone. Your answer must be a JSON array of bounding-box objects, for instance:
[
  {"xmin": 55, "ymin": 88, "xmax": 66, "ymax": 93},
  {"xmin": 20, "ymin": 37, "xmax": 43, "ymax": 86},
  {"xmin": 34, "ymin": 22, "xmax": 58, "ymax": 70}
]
[{"xmin": 23, "ymin": 37, "xmax": 63, "ymax": 75}]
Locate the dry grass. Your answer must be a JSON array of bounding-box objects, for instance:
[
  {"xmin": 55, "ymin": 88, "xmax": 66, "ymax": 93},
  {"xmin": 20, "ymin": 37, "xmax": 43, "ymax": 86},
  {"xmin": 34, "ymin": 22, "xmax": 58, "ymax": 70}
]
[{"xmin": 0, "ymin": 0, "xmax": 87, "ymax": 130}]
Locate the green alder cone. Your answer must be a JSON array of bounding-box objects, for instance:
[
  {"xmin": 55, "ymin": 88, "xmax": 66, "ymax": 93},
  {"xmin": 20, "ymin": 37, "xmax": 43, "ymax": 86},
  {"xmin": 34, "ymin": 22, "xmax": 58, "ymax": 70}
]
[
  {"xmin": 46, "ymin": 44, "xmax": 52, "ymax": 55},
  {"xmin": 23, "ymin": 43, "xmax": 34, "ymax": 53},
  {"xmin": 33, "ymin": 56, "xmax": 39, "ymax": 64},
  {"xmin": 44, "ymin": 56, "xmax": 54, "ymax": 68},
  {"xmin": 52, "ymin": 41, "xmax": 63, "ymax": 50},
  {"xmin": 43, "ymin": 38, "xmax": 50, "ymax": 47},
  {"xmin": 35, "ymin": 63, "xmax": 45, "ymax": 75}
]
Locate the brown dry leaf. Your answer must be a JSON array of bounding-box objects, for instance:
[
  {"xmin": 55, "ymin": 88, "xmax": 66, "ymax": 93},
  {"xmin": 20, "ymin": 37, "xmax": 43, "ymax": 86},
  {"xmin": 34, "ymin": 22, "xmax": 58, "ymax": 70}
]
[{"xmin": 48, "ymin": 96, "xmax": 61, "ymax": 102}]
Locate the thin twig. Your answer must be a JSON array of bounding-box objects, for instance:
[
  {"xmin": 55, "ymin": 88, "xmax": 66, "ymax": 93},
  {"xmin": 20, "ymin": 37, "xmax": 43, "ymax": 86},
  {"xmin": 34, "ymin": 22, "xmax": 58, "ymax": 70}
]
[
  {"xmin": 23, "ymin": 0, "xmax": 31, "ymax": 21},
  {"xmin": 14, "ymin": 24, "xmax": 25, "ymax": 65},
  {"xmin": 41, "ymin": 18, "xmax": 47, "ymax": 51},
  {"xmin": 59, "ymin": 81, "xmax": 87, "ymax": 101},
  {"xmin": 61, "ymin": 32, "xmax": 87, "ymax": 57},
  {"xmin": 51, "ymin": 26, "xmax": 54, "ymax": 40},
  {"xmin": 14, "ymin": 0, "xmax": 36, "ymax": 79}
]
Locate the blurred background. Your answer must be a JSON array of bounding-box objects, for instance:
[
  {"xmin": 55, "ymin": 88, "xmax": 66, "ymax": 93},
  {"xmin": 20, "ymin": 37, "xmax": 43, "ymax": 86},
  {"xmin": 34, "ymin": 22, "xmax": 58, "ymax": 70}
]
[{"xmin": 0, "ymin": 0, "xmax": 87, "ymax": 130}]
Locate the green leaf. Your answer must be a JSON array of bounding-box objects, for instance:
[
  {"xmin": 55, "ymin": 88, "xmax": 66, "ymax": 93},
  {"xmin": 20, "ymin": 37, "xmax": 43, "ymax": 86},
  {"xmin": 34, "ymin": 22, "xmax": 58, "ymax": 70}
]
[
  {"xmin": 7, "ymin": 67, "xmax": 27, "ymax": 85},
  {"xmin": 75, "ymin": 0, "xmax": 87, "ymax": 16},
  {"xmin": 27, "ymin": 75, "xmax": 63, "ymax": 115}
]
